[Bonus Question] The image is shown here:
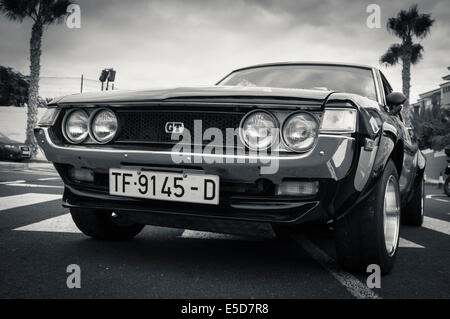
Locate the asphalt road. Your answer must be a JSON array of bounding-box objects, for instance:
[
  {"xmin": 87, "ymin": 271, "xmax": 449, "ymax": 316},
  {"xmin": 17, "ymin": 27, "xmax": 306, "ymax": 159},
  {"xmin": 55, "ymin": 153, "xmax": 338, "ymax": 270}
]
[{"xmin": 0, "ymin": 161, "xmax": 449, "ymax": 299}]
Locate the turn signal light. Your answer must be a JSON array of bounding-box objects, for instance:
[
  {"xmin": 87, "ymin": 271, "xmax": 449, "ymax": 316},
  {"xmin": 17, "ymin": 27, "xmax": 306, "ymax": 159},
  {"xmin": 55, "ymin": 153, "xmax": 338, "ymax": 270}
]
[
  {"xmin": 70, "ymin": 167, "xmax": 94, "ymax": 183},
  {"xmin": 276, "ymin": 180, "xmax": 319, "ymax": 196}
]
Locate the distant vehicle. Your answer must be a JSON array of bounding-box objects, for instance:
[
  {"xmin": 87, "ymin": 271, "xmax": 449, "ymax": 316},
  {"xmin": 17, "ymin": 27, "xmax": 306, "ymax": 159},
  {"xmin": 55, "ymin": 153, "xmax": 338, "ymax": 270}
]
[
  {"xmin": 0, "ymin": 133, "xmax": 31, "ymax": 161},
  {"xmin": 445, "ymin": 146, "xmax": 450, "ymax": 196},
  {"xmin": 36, "ymin": 62, "xmax": 426, "ymax": 274}
]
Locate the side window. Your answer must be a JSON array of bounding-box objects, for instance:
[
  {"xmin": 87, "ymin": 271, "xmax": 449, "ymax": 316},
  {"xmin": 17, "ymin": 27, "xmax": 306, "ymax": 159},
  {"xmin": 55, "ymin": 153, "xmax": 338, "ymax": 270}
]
[
  {"xmin": 379, "ymin": 72, "xmax": 403, "ymax": 120},
  {"xmin": 380, "ymin": 72, "xmax": 393, "ymax": 100}
]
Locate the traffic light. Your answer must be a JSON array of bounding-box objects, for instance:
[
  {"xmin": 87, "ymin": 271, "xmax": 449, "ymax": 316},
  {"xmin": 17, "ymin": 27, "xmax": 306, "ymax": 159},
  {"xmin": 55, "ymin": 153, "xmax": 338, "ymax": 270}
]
[
  {"xmin": 99, "ymin": 68, "xmax": 117, "ymax": 91},
  {"xmin": 108, "ymin": 70, "xmax": 116, "ymax": 82},
  {"xmin": 99, "ymin": 70, "xmax": 109, "ymax": 82}
]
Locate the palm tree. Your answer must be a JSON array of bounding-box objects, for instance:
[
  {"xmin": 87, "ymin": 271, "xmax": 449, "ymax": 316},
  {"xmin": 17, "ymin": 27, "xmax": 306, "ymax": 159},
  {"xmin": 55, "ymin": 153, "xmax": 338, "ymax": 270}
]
[
  {"xmin": 0, "ymin": 0, "xmax": 73, "ymax": 156},
  {"xmin": 380, "ymin": 4, "xmax": 434, "ymax": 124}
]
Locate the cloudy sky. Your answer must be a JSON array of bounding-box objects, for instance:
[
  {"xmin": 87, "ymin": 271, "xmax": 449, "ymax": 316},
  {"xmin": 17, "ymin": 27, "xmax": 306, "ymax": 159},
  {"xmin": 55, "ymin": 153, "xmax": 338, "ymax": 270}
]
[{"xmin": 0, "ymin": 0, "xmax": 448, "ymax": 102}]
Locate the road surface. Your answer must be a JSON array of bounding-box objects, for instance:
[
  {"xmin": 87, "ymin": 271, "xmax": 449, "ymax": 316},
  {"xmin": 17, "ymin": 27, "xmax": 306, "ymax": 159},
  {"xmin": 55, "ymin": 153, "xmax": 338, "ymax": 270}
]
[{"xmin": 0, "ymin": 161, "xmax": 448, "ymax": 299}]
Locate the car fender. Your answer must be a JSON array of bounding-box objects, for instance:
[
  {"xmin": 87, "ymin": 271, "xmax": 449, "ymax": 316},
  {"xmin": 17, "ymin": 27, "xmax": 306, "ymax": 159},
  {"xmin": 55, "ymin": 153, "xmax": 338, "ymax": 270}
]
[{"xmin": 372, "ymin": 122, "xmax": 398, "ymax": 177}]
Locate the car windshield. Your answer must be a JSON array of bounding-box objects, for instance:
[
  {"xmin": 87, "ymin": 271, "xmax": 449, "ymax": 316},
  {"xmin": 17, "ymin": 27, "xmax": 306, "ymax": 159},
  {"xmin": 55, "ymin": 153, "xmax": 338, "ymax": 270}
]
[{"xmin": 218, "ymin": 64, "xmax": 378, "ymax": 101}]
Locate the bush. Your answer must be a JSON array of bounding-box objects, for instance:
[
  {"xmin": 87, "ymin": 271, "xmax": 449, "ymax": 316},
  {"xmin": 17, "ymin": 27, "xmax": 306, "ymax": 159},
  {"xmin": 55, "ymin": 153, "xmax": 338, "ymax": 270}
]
[
  {"xmin": 412, "ymin": 105, "xmax": 450, "ymax": 151},
  {"xmin": 0, "ymin": 66, "xmax": 29, "ymax": 106}
]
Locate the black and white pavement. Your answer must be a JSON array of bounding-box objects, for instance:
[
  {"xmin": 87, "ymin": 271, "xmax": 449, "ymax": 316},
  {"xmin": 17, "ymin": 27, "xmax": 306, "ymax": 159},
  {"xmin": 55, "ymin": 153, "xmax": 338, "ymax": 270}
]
[{"xmin": 0, "ymin": 161, "xmax": 449, "ymax": 299}]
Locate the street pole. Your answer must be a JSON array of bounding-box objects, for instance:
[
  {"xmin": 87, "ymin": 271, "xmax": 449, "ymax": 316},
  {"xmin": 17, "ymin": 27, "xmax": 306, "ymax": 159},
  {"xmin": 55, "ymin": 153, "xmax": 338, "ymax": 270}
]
[{"xmin": 80, "ymin": 74, "xmax": 84, "ymax": 93}]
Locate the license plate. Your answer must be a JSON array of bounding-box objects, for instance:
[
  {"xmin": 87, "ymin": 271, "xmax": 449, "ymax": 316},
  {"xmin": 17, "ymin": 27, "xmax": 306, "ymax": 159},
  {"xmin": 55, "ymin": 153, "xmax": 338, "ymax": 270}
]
[
  {"xmin": 109, "ymin": 169, "xmax": 219, "ymax": 205},
  {"xmin": 22, "ymin": 151, "xmax": 30, "ymax": 155}
]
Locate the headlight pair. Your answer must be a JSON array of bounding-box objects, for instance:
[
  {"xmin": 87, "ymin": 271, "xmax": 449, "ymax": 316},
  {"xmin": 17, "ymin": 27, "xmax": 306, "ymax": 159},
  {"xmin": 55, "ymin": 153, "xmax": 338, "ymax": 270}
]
[
  {"xmin": 62, "ymin": 108, "xmax": 118, "ymax": 144},
  {"xmin": 240, "ymin": 111, "xmax": 319, "ymax": 152},
  {"xmin": 240, "ymin": 108, "xmax": 357, "ymax": 152}
]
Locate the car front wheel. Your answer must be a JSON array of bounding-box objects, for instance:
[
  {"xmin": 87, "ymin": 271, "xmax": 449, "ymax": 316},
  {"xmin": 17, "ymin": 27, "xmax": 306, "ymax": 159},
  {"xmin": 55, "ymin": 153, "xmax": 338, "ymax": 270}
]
[
  {"xmin": 334, "ymin": 159, "xmax": 400, "ymax": 274},
  {"xmin": 70, "ymin": 208, "xmax": 144, "ymax": 241}
]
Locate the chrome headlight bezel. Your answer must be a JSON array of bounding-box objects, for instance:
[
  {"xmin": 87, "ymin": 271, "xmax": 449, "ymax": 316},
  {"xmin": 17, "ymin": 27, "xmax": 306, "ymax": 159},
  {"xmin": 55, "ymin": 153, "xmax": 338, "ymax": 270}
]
[
  {"xmin": 239, "ymin": 110, "xmax": 279, "ymax": 151},
  {"xmin": 89, "ymin": 108, "xmax": 119, "ymax": 144},
  {"xmin": 281, "ymin": 111, "xmax": 319, "ymax": 153},
  {"xmin": 62, "ymin": 109, "xmax": 90, "ymax": 144}
]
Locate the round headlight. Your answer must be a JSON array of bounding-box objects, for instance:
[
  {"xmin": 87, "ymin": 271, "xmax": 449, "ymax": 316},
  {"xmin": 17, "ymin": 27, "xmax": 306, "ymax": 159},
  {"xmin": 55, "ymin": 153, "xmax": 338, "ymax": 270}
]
[
  {"xmin": 240, "ymin": 111, "xmax": 278, "ymax": 150},
  {"xmin": 282, "ymin": 112, "xmax": 319, "ymax": 152},
  {"xmin": 91, "ymin": 109, "xmax": 118, "ymax": 144},
  {"xmin": 64, "ymin": 109, "xmax": 89, "ymax": 144}
]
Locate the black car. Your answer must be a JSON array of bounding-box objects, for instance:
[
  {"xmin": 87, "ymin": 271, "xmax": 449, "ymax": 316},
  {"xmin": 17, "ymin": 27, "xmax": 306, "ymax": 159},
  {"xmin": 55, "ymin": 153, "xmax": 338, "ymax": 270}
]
[
  {"xmin": 0, "ymin": 132, "xmax": 31, "ymax": 161},
  {"xmin": 35, "ymin": 62, "xmax": 426, "ymax": 274}
]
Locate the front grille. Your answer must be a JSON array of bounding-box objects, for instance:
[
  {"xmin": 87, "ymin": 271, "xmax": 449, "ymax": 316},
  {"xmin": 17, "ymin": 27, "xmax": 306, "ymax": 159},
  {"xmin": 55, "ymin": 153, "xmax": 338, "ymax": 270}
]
[{"xmin": 116, "ymin": 110, "xmax": 245, "ymax": 147}]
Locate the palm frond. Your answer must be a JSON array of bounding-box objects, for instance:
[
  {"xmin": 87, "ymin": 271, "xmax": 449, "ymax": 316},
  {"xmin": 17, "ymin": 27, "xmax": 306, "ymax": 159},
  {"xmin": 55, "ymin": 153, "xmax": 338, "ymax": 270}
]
[
  {"xmin": 413, "ymin": 13, "xmax": 435, "ymax": 39},
  {"xmin": 386, "ymin": 4, "xmax": 434, "ymax": 41},
  {"xmin": 386, "ymin": 15, "xmax": 408, "ymax": 40},
  {"xmin": 380, "ymin": 43, "xmax": 404, "ymax": 66},
  {"xmin": 40, "ymin": 0, "xmax": 74, "ymax": 25},
  {"xmin": 0, "ymin": 0, "xmax": 74, "ymax": 24},
  {"xmin": 410, "ymin": 43, "xmax": 424, "ymax": 64},
  {"xmin": 0, "ymin": 0, "xmax": 38, "ymax": 22}
]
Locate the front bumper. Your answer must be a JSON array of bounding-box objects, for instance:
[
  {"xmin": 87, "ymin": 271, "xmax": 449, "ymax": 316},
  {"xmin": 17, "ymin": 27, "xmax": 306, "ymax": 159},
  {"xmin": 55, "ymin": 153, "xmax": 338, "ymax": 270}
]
[{"xmin": 35, "ymin": 127, "xmax": 360, "ymax": 225}]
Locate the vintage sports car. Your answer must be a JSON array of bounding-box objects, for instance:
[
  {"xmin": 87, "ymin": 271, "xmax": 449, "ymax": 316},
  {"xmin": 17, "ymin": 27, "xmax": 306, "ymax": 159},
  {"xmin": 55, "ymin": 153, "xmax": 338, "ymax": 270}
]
[
  {"xmin": 35, "ymin": 62, "xmax": 426, "ymax": 273},
  {"xmin": 0, "ymin": 132, "xmax": 31, "ymax": 161}
]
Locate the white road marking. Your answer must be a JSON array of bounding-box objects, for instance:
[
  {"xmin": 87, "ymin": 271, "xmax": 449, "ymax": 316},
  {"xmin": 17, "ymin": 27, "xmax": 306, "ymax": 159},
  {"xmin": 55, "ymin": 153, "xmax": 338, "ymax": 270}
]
[
  {"xmin": 181, "ymin": 229, "xmax": 245, "ymax": 240},
  {"xmin": 295, "ymin": 235, "xmax": 381, "ymax": 299},
  {"xmin": 0, "ymin": 180, "xmax": 26, "ymax": 185},
  {"xmin": 0, "ymin": 193, "xmax": 61, "ymax": 212},
  {"xmin": 399, "ymin": 237, "xmax": 425, "ymax": 248},
  {"xmin": 14, "ymin": 213, "xmax": 80, "ymax": 233},
  {"xmin": 425, "ymin": 194, "xmax": 450, "ymax": 203},
  {"xmin": 3, "ymin": 183, "xmax": 63, "ymax": 189},
  {"xmin": 37, "ymin": 177, "xmax": 60, "ymax": 181},
  {"xmin": 423, "ymin": 216, "xmax": 450, "ymax": 236},
  {"xmin": 426, "ymin": 194, "xmax": 449, "ymax": 199},
  {"xmin": 0, "ymin": 169, "xmax": 57, "ymax": 176},
  {"xmin": 23, "ymin": 169, "xmax": 57, "ymax": 174}
]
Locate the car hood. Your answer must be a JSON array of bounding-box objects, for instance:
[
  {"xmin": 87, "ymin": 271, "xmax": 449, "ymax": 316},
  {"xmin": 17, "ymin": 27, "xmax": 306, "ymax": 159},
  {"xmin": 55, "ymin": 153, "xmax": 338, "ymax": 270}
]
[{"xmin": 49, "ymin": 86, "xmax": 333, "ymax": 108}]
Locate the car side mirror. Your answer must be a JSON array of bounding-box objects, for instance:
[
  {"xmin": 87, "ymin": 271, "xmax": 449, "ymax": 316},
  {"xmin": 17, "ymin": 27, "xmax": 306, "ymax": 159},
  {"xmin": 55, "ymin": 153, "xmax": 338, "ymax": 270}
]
[{"xmin": 386, "ymin": 92, "xmax": 406, "ymax": 115}]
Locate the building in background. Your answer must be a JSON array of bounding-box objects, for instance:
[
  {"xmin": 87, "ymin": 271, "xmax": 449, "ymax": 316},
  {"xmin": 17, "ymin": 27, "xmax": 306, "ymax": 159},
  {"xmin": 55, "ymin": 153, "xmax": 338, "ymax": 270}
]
[
  {"xmin": 412, "ymin": 66, "xmax": 450, "ymax": 114},
  {"xmin": 441, "ymin": 67, "xmax": 450, "ymax": 109}
]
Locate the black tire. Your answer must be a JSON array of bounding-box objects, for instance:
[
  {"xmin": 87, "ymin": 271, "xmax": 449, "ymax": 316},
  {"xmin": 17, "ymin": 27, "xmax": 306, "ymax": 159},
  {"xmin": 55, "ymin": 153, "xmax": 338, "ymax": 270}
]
[
  {"xmin": 402, "ymin": 176, "xmax": 424, "ymax": 226},
  {"xmin": 445, "ymin": 176, "xmax": 450, "ymax": 197},
  {"xmin": 70, "ymin": 208, "xmax": 144, "ymax": 241},
  {"xmin": 334, "ymin": 159, "xmax": 400, "ymax": 274}
]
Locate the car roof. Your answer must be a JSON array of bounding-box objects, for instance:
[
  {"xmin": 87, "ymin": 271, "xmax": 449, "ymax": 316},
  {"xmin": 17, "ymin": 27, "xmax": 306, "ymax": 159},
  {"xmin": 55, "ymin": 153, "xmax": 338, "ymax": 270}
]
[{"xmin": 230, "ymin": 61, "xmax": 376, "ymax": 73}]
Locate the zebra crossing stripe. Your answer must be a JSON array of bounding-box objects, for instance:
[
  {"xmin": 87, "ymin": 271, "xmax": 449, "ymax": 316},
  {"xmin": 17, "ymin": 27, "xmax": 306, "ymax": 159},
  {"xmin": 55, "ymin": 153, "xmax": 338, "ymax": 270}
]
[
  {"xmin": 0, "ymin": 193, "xmax": 60, "ymax": 212},
  {"xmin": 399, "ymin": 237, "xmax": 425, "ymax": 248},
  {"xmin": 14, "ymin": 213, "xmax": 80, "ymax": 233},
  {"xmin": 424, "ymin": 216, "xmax": 450, "ymax": 236}
]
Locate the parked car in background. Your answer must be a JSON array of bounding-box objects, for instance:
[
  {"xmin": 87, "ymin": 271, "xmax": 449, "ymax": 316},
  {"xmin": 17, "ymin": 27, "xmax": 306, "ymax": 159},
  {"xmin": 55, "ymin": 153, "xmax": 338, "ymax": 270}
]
[
  {"xmin": 445, "ymin": 146, "xmax": 450, "ymax": 196},
  {"xmin": 35, "ymin": 62, "xmax": 426, "ymax": 274},
  {"xmin": 0, "ymin": 132, "xmax": 31, "ymax": 161}
]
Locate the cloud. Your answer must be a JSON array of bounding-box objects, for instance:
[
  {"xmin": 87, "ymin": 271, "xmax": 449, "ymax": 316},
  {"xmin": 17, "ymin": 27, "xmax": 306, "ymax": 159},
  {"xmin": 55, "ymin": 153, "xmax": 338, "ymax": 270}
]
[{"xmin": 0, "ymin": 0, "xmax": 448, "ymax": 102}]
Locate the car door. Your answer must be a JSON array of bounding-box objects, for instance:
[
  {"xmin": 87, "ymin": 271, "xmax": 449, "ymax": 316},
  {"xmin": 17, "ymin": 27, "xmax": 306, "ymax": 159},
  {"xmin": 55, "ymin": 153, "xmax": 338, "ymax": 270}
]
[{"xmin": 379, "ymin": 72, "xmax": 417, "ymax": 198}]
